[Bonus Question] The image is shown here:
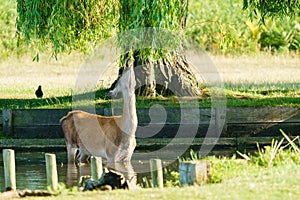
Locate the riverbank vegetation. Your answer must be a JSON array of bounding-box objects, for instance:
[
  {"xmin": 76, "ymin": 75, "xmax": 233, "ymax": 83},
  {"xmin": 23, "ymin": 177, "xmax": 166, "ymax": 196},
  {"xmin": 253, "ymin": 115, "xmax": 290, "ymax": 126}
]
[{"xmin": 8, "ymin": 130, "xmax": 299, "ymax": 199}]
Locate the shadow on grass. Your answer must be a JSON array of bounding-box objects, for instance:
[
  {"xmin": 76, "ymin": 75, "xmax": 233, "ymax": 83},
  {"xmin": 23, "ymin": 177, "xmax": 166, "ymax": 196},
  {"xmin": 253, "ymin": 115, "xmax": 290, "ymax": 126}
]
[
  {"xmin": 0, "ymin": 96, "xmax": 73, "ymax": 109},
  {"xmin": 0, "ymin": 90, "xmax": 211, "ymax": 109},
  {"xmin": 0, "ymin": 89, "xmax": 111, "ymax": 109},
  {"xmin": 0, "ymin": 86, "xmax": 299, "ymax": 109}
]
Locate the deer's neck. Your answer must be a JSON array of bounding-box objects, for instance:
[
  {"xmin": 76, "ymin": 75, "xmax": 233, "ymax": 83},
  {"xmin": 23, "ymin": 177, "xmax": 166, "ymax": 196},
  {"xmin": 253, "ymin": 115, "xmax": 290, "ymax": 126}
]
[{"xmin": 121, "ymin": 92, "xmax": 137, "ymax": 135}]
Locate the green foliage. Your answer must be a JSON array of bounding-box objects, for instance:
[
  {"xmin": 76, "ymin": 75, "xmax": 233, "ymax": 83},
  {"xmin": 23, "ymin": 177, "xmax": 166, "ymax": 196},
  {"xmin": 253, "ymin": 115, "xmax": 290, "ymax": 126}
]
[
  {"xmin": 117, "ymin": 0, "xmax": 187, "ymax": 62},
  {"xmin": 164, "ymin": 168, "xmax": 180, "ymax": 187},
  {"xmin": 0, "ymin": 0, "xmax": 23, "ymax": 59},
  {"xmin": 207, "ymin": 155, "xmax": 249, "ymax": 184},
  {"xmin": 15, "ymin": 0, "xmax": 188, "ymax": 58},
  {"xmin": 258, "ymin": 19, "xmax": 300, "ymax": 51},
  {"xmin": 6, "ymin": 0, "xmax": 299, "ymax": 56},
  {"xmin": 237, "ymin": 129, "xmax": 300, "ymax": 167},
  {"xmin": 243, "ymin": 0, "xmax": 300, "ymax": 20},
  {"xmin": 119, "ymin": 0, "xmax": 186, "ymax": 31},
  {"xmin": 0, "ymin": 96, "xmax": 73, "ymax": 109},
  {"xmin": 16, "ymin": 0, "xmax": 117, "ymax": 57},
  {"xmin": 178, "ymin": 149, "xmax": 200, "ymax": 162},
  {"xmin": 259, "ymin": 31, "xmax": 286, "ymax": 50},
  {"xmin": 187, "ymin": 0, "xmax": 300, "ymax": 54}
]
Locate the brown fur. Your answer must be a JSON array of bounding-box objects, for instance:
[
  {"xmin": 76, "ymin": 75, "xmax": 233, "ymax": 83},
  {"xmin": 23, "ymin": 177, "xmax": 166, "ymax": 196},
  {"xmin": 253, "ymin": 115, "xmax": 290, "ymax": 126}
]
[
  {"xmin": 61, "ymin": 64, "xmax": 137, "ymax": 164},
  {"xmin": 60, "ymin": 110, "xmax": 136, "ymax": 163}
]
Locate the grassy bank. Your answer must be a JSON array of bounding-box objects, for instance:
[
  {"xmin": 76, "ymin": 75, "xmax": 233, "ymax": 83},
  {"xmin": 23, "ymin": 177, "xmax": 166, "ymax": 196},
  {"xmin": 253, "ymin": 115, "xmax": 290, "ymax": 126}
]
[{"xmin": 1, "ymin": 54, "xmax": 299, "ymax": 109}]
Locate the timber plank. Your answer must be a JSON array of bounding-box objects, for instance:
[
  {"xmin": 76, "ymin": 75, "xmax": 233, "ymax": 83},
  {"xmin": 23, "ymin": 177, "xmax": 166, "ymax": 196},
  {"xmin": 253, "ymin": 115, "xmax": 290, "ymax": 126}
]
[
  {"xmin": 1, "ymin": 107, "xmax": 299, "ymax": 138},
  {"xmin": 227, "ymin": 106, "xmax": 299, "ymax": 123},
  {"xmin": 14, "ymin": 126, "xmax": 64, "ymax": 138},
  {"xmin": 227, "ymin": 122, "xmax": 300, "ymax": 137},
  {"xmin": 13, "ymin": 109, "xmax": 70, "ymax": 126}
]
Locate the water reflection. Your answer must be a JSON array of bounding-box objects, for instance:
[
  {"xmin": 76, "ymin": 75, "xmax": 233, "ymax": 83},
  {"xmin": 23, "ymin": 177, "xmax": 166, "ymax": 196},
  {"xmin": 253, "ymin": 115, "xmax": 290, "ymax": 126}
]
[
  {"xmin": 66, "ymin": 164, "xmax": 78, "ymax": 188},
  {"xmin": 66, "ymin": 161, "xmax": 137, "ymax": 189},
  {"xmin": 0, "ymin": 151, "xmax": 174, "ymax": 191}
]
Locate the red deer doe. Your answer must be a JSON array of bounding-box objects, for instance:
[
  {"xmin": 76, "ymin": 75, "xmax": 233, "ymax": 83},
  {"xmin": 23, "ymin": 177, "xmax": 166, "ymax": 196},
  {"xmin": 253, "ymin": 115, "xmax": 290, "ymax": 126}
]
[{"xmin": 60, "ymin": 63, "xmax": 137, "ymax": 164}]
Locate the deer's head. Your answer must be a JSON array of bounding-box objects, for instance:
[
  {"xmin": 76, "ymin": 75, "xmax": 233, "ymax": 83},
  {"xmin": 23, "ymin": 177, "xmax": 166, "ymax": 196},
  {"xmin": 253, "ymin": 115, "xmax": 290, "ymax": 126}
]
[{"xmin": 107, "ymin": 60, "xmax": 136, "ymax": 98}]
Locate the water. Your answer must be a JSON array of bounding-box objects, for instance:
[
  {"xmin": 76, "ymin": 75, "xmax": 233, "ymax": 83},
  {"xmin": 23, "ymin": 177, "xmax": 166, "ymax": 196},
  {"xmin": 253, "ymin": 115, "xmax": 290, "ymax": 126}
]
[
  {"xmin": 0, "ymin": 151, "xmax": 174, "ymax": 191},
  {"xmin": 0, "ymin": 151, "xmax": 68, "ymax": 191}
]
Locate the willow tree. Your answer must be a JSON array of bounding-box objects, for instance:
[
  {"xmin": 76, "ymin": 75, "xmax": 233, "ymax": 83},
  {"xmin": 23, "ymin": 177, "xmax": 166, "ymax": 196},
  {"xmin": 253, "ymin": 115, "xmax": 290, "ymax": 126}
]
[{"xmin": 16, "ymin": 0, "xmax": 200, "ymax": 97}]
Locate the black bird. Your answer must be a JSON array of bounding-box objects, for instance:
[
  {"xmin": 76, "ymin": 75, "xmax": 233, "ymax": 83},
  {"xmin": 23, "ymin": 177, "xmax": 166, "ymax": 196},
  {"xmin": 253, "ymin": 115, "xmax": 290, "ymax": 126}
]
[{"xmin": 35, "ymin": 85, "xmax": 43, "ymax": 98}]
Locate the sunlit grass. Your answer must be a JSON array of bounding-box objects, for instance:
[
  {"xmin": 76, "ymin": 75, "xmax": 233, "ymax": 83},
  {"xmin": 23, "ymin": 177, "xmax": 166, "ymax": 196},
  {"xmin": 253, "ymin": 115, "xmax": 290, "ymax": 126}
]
[{"xmin": 0, "ymin": 54, "xmax": 299, "ymax": 109}]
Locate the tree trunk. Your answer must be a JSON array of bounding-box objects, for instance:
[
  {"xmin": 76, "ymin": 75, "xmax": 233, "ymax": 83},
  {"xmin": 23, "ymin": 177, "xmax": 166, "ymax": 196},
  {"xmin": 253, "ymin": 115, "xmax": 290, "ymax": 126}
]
[{"xmin": 111, "ymin": 51, "xmax": 202, "ymax": 97}]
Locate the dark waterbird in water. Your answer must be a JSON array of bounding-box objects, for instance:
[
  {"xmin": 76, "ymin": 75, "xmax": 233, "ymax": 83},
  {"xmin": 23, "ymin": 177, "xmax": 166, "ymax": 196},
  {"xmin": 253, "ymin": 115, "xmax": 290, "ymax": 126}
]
[{"xmin": 35, "ymin": 85, "xmax": 43, "ymax": 98}]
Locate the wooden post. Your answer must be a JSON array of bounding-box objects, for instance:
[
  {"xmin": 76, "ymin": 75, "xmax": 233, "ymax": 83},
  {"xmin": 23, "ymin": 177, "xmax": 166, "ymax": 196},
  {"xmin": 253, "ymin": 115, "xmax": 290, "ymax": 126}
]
[
  {"xmin": 90, "ymin": 156, "xmax": 103, "ymax": 180},
  {"xmin": 45, "ymin": 153, "xmax": 58, "ymax": 190},
  {"xmin": 179, "ymin": 161, "xmax": 211, "ymax": 186},
  {"xmin": 3, "ymin": 149, "xmax": 16, "ymax": 191},
  {"xmin": 2, "ymin": 110, "xmax": 13, "ymax": 137},
  {"xmin": 150, "ymin": 159, "xmax": 163, "ymax": 188}
]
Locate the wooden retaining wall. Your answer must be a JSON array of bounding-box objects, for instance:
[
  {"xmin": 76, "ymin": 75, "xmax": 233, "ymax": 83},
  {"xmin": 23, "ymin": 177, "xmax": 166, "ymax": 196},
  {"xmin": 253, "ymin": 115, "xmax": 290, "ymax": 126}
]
[
  {"xmin": 0, "ymin": 136, "xmax": 296, "ymax": 157},
  {"xmin": 0, "ymin": 107, "xmax": 299, "ymax": 139}
]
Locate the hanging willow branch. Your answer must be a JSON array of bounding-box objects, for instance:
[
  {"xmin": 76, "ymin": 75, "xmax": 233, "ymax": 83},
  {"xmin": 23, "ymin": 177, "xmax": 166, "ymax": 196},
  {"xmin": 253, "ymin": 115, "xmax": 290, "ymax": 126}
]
[
  {"xmin": 16, "ymin": 0, "xmax": 187, "ymax": 58},
  {"xmin": 243, "ymin": 0, "xmax": 300, "ymax": 21},
  {"xmin": 118, "ymin": 0, "xmax": 187, "ymax": 32},
  {"xmin": 16, "ymin": 0, "xmax": 117, "ymax": 57},
  {"xmin": 118, "ymin": 0, "xmax": 188, "ymax": 61}
]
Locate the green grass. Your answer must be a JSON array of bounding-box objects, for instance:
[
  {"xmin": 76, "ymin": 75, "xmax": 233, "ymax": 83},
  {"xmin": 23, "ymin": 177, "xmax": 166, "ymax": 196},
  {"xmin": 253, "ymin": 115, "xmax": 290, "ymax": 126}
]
[
  {"xmin": 31, "ymin": 176, "xmax": 300, "ymax": 200},
  {"xmin": 1, "ymin": 54, "xmax": 300, "ymax": 109}
]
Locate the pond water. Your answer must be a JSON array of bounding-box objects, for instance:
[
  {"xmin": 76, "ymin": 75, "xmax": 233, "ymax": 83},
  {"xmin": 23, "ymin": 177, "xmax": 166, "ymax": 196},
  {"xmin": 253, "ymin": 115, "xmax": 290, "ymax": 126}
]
[{"xmin": 0, "ymin": 151, "xmax": 176, "ymax": 192}]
